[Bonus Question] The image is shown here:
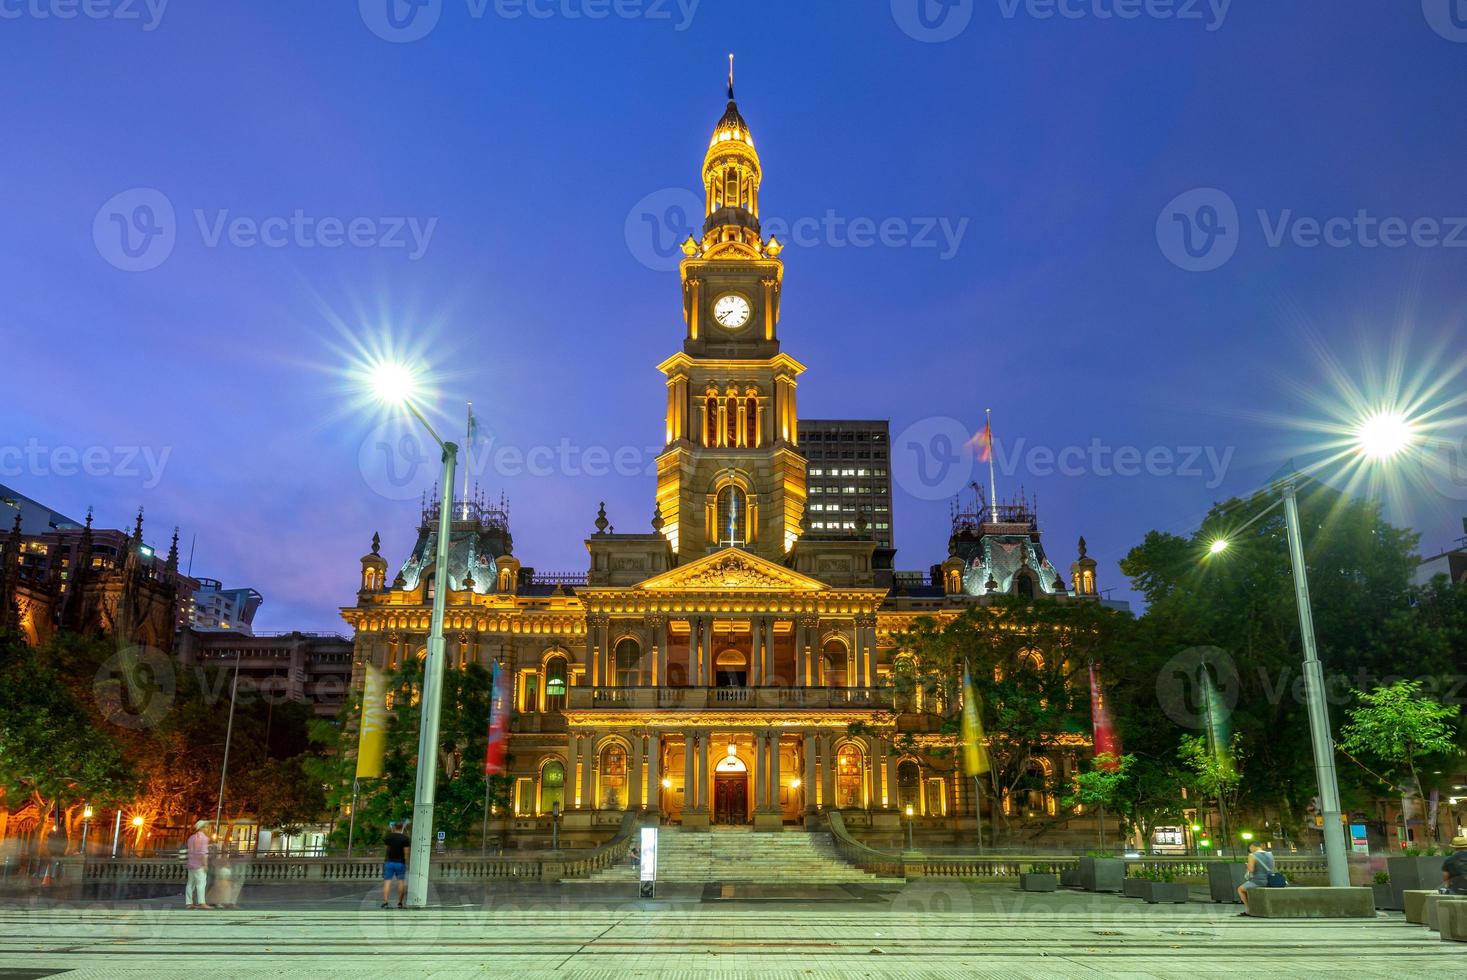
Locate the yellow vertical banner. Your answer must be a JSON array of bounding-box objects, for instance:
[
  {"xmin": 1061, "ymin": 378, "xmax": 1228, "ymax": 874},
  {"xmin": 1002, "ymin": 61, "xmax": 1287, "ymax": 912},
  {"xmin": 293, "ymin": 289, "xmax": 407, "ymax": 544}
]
[
  {"xmin": 961, "ymin": 666, "xmax": 990, "ymax": 777},
  {"xmin": 355, "ymin": 664, "xmax": 387, "ymax": 779}
]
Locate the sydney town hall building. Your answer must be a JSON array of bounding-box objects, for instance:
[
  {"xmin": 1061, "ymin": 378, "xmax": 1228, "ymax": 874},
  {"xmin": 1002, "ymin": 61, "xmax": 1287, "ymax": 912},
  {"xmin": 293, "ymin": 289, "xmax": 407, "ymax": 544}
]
[{"xmin": 341, "ymin": 84, "xmax": 1106, "ymax": 846}]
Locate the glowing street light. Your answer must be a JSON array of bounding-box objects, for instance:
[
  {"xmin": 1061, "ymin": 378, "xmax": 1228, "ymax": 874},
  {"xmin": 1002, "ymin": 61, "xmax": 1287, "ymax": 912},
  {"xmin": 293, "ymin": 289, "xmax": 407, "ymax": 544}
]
[
  {"xmin": 1353, "ymin": 409, "xmax": 1415, "ymax": 461},
  {"xmin": 362, "ymin": 357, "xmax": 459, "ymax": 910},
  {"xmin": 1208, "ymin": 538, "xmax": 1230, "ymax": 555}
]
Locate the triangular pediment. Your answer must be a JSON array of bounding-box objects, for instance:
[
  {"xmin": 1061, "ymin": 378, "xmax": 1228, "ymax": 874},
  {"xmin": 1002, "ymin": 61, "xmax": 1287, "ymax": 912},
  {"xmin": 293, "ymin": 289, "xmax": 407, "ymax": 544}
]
[{"xmin": 636, "ymin": 548, "xmax": 826, "ymax": 592}]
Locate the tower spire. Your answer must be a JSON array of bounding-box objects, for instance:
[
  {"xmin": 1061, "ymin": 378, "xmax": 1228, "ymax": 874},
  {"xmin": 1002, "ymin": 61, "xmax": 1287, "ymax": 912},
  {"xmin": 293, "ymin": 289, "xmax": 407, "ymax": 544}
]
[{"xmin": 728, "ymin": 52, "xmax": 735, "ymax": 101}]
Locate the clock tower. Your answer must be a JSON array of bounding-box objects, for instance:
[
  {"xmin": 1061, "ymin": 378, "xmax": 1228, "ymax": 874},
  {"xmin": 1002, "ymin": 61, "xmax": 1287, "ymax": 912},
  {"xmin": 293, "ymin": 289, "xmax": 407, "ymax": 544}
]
[{"xmin": 655, "ymin": 72, "xmax": 807, "ymax": 563}]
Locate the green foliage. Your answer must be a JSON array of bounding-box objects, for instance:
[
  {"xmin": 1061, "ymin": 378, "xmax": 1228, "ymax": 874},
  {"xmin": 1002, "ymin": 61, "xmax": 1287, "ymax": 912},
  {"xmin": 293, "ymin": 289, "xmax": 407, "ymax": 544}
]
[
  {"xmin": 314, "ymin": 658, "xmax": 512, "ymax": 849},
  {"xmin": 1338, "ymin": 680, "xmax": 1461, "ymax": 797},
  {"xmin": 1374, "ymin": 870, "xmax": 1390, "ymax": 885}
]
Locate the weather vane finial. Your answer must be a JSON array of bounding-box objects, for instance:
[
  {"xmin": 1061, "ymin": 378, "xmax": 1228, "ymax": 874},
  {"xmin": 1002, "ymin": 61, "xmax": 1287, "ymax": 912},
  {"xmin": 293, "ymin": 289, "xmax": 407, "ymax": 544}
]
[{"xmin": 728, "ymin": 52, "xmax": 735, "ymax": 101}]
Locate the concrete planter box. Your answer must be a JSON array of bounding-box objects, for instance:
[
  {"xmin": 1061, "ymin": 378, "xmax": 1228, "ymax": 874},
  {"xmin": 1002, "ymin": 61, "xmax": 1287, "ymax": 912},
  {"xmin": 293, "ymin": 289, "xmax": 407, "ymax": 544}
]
[
  {"xmin": 1059, "ymin": 865, "xmax": 1081, "ymax": 889},
  {"xmin": 1371, "ymin": 882, "xmax": 1399, "ymax": 910},
  {"xmin": 1403, "ymin": 889, "xmax": 1438, "ymax": 924},
  {"xmin": 1019, "ymin": 873, "xmax": 1058, "ymax": 892},
  {"xmin": 1387, "ymin": 855, "xmax": 1445, "ymax": 911},
  {"xmin": 1143, "ymin": 881, "xmax": 1190, "ymax": 904},
  {"xmin": 1078, "ymin": 857, "xmax": 1124, "ymax": 893},
  {"xmin": 1122, "ymin": 877, "xmax": 1148, "ymax": 899},
  {"xmin": 1246, "ymin": 886, "xmax": 1374, "ymax": 919},
  {"xmin": 1441, "ymin": 899, "xmax": 1467, "ymax": 942},
  {"xmin": 1207, "ymin": 862, "xmax": 1246, "ymax": 903}
]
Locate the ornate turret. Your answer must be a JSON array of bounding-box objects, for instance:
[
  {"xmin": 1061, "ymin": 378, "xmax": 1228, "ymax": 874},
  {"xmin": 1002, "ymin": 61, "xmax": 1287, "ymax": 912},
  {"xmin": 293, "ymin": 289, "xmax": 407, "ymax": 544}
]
[
  {"xmin": 701, "ymin": 54, "xmax": 764, "ymax": 251},
  {"xmin": 360, "ymin": 531, "xmax": 388, "ymax": 593},
  {"xmin": 1071, "ymin": 535, "xmax": 1099, "ymax": 596}
]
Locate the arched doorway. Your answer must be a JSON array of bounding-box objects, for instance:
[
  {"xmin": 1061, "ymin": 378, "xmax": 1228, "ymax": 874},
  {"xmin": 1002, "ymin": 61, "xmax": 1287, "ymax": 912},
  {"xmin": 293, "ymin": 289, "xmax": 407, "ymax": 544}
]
[
  {"xmin": 713, "ymin": 750, "xmax": 749, "ymax": 825},
  {"xmin": 715, "ymin": 649, "xmax": 747, "ymax": 688},
  {"xmin": 539, "ymin": 760, "xmax": 565, "ymax": 815}
]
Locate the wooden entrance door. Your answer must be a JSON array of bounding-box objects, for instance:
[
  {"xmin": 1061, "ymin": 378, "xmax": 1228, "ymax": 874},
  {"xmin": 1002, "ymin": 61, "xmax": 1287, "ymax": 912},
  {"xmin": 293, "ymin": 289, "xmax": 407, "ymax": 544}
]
[{"xmin": 713, "ymin": 774, "xmax": 748, "ymax": 825}]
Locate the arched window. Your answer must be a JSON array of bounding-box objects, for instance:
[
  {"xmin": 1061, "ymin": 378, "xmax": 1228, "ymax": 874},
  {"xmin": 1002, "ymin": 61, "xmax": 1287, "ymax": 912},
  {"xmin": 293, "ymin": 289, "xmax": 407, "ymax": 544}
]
[
  {"xmin": 836, "ymin": 744, "xmax": 865, "ymax": 808},
  {"xmin": 716, "ymin": 485, "xmax": 747, "ymax": 546},
  {"xmin": 715, "ymin": 649, "xmax": 747, "ymax": 688},
  {"xmin": 1018, "ymin": 758, "xmax": 1051, "ymax": 816},
  {"xmin": 725, "ymin": 396, "xmax": 739, "ymax": 446},
  {"xmin": 744, "ymin": 395, "xmax": 758, "ymax": 447},
  {"xmin": 599, "ymin": 744, "xmax": 628, "ymax": 810},
  {"xmin": 822, "ymin": 639, "xmax": 848, "ymax": 687},
  {"xmin": 614, "ymin": 639, "xmax": 642, "ymax": 687},
  {"xmin": 539, "ymin": 760, "xmax": 565, "ymax": 815},
  {"xmin": 705, "ymin": 396, "xmax": 718, "ymax": 446},
  {"xmin": 897, "ymin": 760, "xmax": 922, "ymax": 813},
  {"xmin": 544, "ymin": 655, "xmax": 568, "ymax": 710},
  {"xmin": 1015, "ymin": 572, "xmax": 1035, "ymax": 599},
  {"xmin": 725, "ymin": 167, "xmax": 739, "ymax": 208}
]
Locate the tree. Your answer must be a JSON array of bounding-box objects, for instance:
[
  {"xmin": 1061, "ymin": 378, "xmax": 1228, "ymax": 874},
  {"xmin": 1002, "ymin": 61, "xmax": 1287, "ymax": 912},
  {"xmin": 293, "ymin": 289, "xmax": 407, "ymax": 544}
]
[
  {"xmin": 1064, "ymin": 753, "xmax": 1129, "ymax": 850},
  {"xmin": 1180, "ymin": 732, "xmax": 1244, "ymax": 852},
  {"xmin": 887, "ymin": 597, "xmax": 1132, "ymax": 841},
  {"xmin": 313, "ymin": 658, "xmax": 512, "ymax": 850},
  {"xmin": 1338, "ymin": 680, "xmax": 1462, "ymax": 823}
]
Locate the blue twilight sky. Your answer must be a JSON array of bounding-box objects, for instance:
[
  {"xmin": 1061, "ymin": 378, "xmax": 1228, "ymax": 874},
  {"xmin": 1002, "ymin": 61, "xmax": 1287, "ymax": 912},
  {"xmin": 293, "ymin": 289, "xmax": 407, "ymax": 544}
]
[{"xmin": 3, "ymin": 1, "xmax": 1467, "ymax": 631}]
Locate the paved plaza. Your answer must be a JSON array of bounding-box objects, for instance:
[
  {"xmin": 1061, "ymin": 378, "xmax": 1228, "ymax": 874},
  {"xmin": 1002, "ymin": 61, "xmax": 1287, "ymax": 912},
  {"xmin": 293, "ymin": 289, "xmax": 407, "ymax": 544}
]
[{"xmin": 1, "ymin": 881, "xmax": 1459, "ymax": 978}]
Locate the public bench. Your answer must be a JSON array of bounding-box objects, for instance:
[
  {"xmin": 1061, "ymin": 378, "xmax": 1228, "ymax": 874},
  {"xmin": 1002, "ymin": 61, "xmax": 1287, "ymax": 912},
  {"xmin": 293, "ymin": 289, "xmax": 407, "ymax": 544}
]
[
  {"xmin": 1439, "ymin": 899, "xmax": 1467, "ymax": 942},
  {"xmin": 1245, "ymin": 887, "xmax": 1374, "ymax": 918},
  {"xmin": 1402, "ymin": 889, "xmax": 1437, "ymax": 924}
]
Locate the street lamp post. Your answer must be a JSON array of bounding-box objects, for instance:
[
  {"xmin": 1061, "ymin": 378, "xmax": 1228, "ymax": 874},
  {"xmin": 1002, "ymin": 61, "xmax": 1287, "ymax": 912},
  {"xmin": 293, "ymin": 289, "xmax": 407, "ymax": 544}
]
[
  {"xmin": 904, "ymin": 805, "xmax": 915, "ymax": 851},
  {"xmin": 1280, "ymin": 477, "xmax": 1350, "ymax": 887},
  {"xmin": 377, "ymin": 380, "xmax": 458, "ymax": 910}
]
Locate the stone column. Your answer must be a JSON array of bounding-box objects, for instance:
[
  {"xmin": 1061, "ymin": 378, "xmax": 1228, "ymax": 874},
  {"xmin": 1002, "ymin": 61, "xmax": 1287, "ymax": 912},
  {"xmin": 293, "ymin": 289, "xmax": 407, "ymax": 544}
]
[
  {"xmin": 803, "ymin": 732, "xmax": 817, "ymax": 813},
  {"xmin": 770, "ymin": 734, "xmax": 782, "ymax": 815},
  {"xmin": 871, "ymin": 737, "xmax": 885, "ymax": 809},
  {"xmin": 629, "ymin": 731, "xmax": 644, "ymax": 809},
  {"xmin": 646, "ymin": 733, "xmax": 661, "ymax": 815},
  {"xmin": 584, "ymin": 618, "xmax": 599, "ymax": 688},
  {"xmin": 885, "ymin": 747, "xmax": 899, "ymax": 812},
  {"xmin": 698, "ymin": 730, "xmax": 712, "ymax": 810},
  {"xmin": 651, "ymin": 615, "xmax": 668, "ymax": 688},
  {"xmin": 581, "ymin": 734, "xmax": 596, "ymax": 810},
  {"xmin": 750, "ymin": 617, "xmax": 763, "ymax": 687},
  {"xmin": 683, "ymin": 733, "xmax": 695, "ymax": 811},
  {"xmin": 753, "ymin": 731, "xmax": 767, "ymax": 810},
  {"xmin": 821, "ymin": 734, "xmax": 836, "ymax": 809}
]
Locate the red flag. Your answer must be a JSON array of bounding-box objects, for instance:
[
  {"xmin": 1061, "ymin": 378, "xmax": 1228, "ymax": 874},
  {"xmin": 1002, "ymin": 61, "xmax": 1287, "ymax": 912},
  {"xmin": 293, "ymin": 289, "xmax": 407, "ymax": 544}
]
[
  {"xmin": 484, "ymin": 661, "xmax": 509, "ymax": 776},
  {"xmin": 1089, "ymin": 662, "xmax": 1121, "ymax": 770},
  {"xmin": 973, "ymin": 420, "xmax": 993, "ymax": 463}
]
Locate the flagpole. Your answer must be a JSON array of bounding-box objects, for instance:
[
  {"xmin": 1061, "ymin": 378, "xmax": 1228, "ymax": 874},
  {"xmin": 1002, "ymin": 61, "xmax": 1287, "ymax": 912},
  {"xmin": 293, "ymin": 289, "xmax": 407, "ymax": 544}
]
[
  {"xmin": 985, "ymin": 408, "xmax": 999, "ymax": 522},
  {"xmin": 461, "ymin": 402, "xmax": 473, "ymax": 521}
]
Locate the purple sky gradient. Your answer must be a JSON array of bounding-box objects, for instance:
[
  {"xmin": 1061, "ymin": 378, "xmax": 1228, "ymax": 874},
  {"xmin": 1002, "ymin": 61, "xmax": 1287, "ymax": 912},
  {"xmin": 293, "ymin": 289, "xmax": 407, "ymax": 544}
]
[{"xmin": 3, "ymin": 2, "xmax": 1466, "ymax": 631}]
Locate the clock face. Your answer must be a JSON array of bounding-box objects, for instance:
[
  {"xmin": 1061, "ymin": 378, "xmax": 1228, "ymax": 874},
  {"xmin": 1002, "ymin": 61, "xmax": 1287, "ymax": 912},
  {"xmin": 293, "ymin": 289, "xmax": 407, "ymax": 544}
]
[{"xmin": 712, "ymin": 293, "xmax": 752, "ymax": 330}]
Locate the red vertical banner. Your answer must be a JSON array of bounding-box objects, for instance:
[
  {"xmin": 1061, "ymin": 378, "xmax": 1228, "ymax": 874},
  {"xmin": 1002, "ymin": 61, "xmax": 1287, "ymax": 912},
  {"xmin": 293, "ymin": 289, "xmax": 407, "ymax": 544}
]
[
  {"xmin": 484, "ymin": 661, "xmax": 509, "ymax": 776},
  {"xmin": 1089, "ymin": 662, "xmax": 1121, "ymax": 769}
]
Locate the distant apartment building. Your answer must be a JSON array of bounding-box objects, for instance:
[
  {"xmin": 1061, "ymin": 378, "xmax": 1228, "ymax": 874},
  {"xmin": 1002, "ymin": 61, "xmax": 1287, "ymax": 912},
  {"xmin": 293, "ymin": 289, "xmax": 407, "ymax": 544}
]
[
  {"xmin": 797, "ymin": 420, "xmax": 894, "ymax": 549},
  {"xmin": 187, "ymin": 578, "xmax": 264, "ymax": 634}
]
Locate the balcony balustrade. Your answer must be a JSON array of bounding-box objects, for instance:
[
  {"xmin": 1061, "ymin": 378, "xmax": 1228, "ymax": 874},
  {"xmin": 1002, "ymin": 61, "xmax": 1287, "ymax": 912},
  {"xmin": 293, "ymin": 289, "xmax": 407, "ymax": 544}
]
[{"xmin": 565, "ymin": 685, "xmax": 891, "ymax": 711}]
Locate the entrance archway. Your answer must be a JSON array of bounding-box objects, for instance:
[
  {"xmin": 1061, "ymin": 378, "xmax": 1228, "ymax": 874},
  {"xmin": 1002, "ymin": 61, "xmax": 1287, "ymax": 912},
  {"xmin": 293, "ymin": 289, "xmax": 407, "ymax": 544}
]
[
  {"xmin": 713, "ymin": 752, "xmax": 748, "ymax": 824},
  {"xmin": 715, "ymin": 649, "xmax": 747, "ymax": 688}
]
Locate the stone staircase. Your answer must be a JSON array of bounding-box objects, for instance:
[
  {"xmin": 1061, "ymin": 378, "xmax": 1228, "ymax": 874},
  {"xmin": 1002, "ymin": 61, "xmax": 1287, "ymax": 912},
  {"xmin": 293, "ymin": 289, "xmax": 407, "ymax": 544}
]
[{"xmin": 579, "ymin": 827, "xmax": 886, "ymax": 884}]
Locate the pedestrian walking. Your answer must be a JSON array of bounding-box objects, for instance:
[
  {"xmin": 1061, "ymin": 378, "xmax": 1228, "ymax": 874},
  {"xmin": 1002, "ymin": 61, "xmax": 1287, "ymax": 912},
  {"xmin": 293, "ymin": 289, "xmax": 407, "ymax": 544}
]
[
  {"xmin": 184, "ymin": 821, "xmax": 212, "ymax": 909},
  {"xmin": 1440, "ymin": 835, "xmax": 1467, "ymax": 895},
  {"xmin": 381, "ymin": 821, "xmax": 410, "ymax": 909},
  {"xmin": 1236, "ymin": 840, "xmax": 1277, "ymax": 914}
]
